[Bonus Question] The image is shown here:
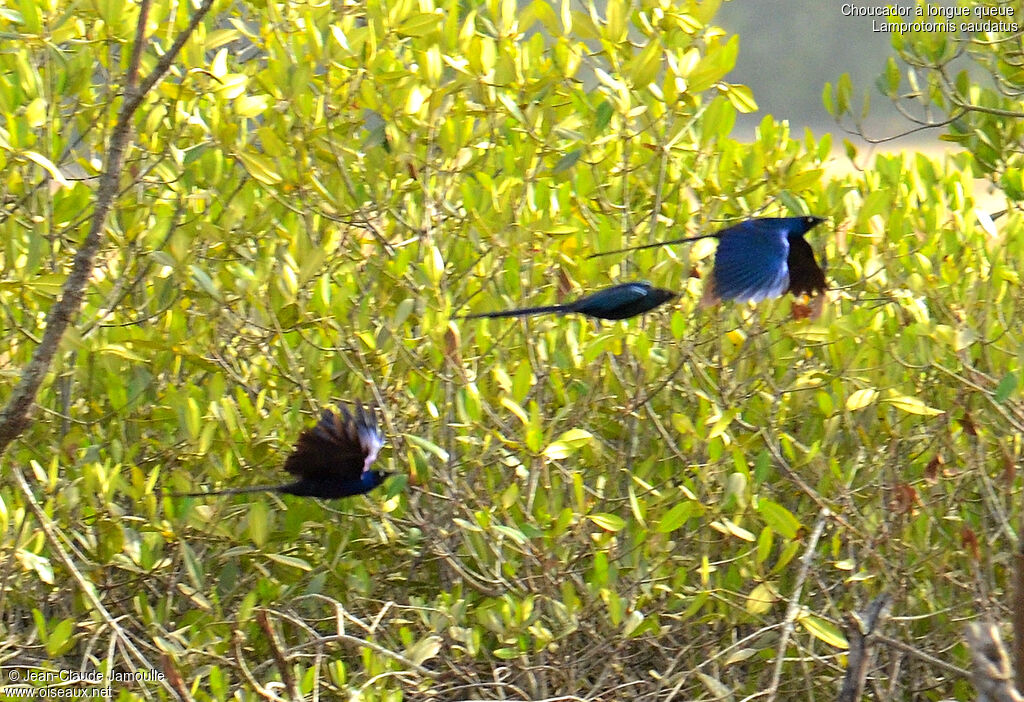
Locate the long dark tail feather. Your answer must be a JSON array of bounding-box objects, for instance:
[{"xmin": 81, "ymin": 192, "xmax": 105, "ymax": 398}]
[
  {"xmin": 586, "ymin": 233, "xmax": 715, "ymax": 259},
  {"xmin": 457, "ymin": 303, "xmax": 568, "ymax": 319},
  {"xmin": 168, "ymin": 484, "xmax": 287, "ymax": 498}
]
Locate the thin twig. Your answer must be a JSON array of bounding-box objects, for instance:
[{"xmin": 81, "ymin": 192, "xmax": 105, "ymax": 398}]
[
  {"xmin": 256, "ymin": 610, "xmax": 302, "ymax": 700},
  {"xmin": 874, "ymin": 633, "xmax": 972, "ymax": 678},
  {"xmin": 8, "ymin": 465, "xmax": 158, "ymax": 681},
  {"xmin": 765, "ymin": 508, "xmax": 829, "ymax": 702},
  {"xmin": 285, "ymin": 632, "xmax": 441, "ymax": 678},
  {"xmin": 233, "ymin": 630, "xmax": 288, "ymax": 702}
]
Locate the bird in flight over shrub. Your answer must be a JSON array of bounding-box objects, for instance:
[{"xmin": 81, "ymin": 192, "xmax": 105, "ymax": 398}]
[
  {"xmin": 175, "ymin": 404, "xmax": 390, "ymax": 499},
  {"xmin": 456, "ymin": 281, "xmax": 679, "ymax": 321},
  {"xmin": 588, "ymin": 216, "xmax": 827, "ymax": 307}
]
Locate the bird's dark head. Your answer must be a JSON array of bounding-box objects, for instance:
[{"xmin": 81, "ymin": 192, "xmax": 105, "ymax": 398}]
[
  {"xmin": 796, "ymin": 215, "xmax": 826, "ymax": 234},
  {"xmin": 778, "ymin": 215, "xmax": 826, "ymax": 241},
  {"xmin": 649, "ymin": 288, "xmax": 681, "ymax": 306}
]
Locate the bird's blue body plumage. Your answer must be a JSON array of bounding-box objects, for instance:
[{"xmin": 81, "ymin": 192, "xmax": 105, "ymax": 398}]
[
  {"xmin": 570, "ymin": 282, "xmax": 674, "ymax": 319},
  {"xmin": 458, "ymin": 280, "xmax": 678, "ymax": 321},
  {"xmin": 279, "ymin": 468, "xmax": 389, "ymax": 498},
  {"xmin": 707, "ymin": 217, "xmax": 815, "ymax": 304},
  {"xmin": 587, "ymin": 215, "xmax": 826, "ymax": 307}
]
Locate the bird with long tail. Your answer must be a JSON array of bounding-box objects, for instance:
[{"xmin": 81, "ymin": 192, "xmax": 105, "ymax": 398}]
[
  {"xmin": 588, "ymin": 216, "xmax": 828, "ymax": 308},
  {"xmin": 456, "ymin": 280, "xmax": 679, "ymax": 321},
  {"xmin": 174, "ymin": 403, "xmax": 390, "ymax": 499}
]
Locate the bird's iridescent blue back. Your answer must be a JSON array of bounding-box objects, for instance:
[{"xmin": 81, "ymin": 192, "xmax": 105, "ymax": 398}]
[
  {"xmin": 706, "ymin": 218, "xmax": 800, "ymax": 303},
  {"xmin": 572, "ymin": 282, "xmax": 653, "ymax": 319}
]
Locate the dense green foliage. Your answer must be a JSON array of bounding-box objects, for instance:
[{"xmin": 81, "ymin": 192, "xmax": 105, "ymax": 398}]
[
  {"xmin": 828, "ymin": 1, "xmax": 1024, "ymax": 190},
  {"xmin": 0, "ymin": 0, "xmax": 1020, "ymax": 699}
]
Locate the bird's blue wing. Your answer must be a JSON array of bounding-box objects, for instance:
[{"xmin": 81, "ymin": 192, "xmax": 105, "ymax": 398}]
[
  {"xmin": 707, "ymin": 220, "xmax": 791, "ymax": 303},
  {"xmin": 572, "ymin": 282, "xmax": 651, "ymax": 317}
]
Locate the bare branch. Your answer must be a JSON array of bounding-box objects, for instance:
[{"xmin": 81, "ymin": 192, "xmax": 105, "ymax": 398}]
[
  {"xmin": 838, "ymin": 593, "xmax": 893, "ymax": 702},
  {"xmin": 256, "ymin": 610, "xmax": 303, "ymax": 700},
  {"xmin": 1015, "ymin": 514, "xmax": 1024, "ymax": 695},
  {"xmin": 0, "ymin": 0, "xmax": 215, "ymax": 452},
  {"xmin": 765, "ymin": 508, "xmax": 830, "ymax": 702},
  {"xmin": 967, "ymin": 621, "xmax": 1024, "ymax": 702}
]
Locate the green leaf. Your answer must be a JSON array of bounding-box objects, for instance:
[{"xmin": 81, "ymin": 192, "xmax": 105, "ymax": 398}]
[
  {"xmin": 386, "ymin": 473, "xmax": 408, "ymax": 499},
  {"xmin": 884, "ymin": 394, "xmax": 944, "ymax": 417},
  {"xmin": 19, "ymin": 551, "xmax": 53, "ymax": 584},
  {"xmin": 595, "ymin": 101, "xmax": 614, "ymax": 132},
  {"xmin": 657, "ymin": 502, "xmax": 695, "ymax": 533},
  {"xmin": 845, "ymin": 388, "xmax": 878, "ymax": 411},
  {"xmin": 501, "ymin": 397, "xmax": 530, "ymax": 426},
  {"xmin": 836, "ymin": 72, "xmax": 852, "ymax": 114},
  {"xmin": 605, "ymin": 0, "xmax": 626, "ymax": 41},
  {"xmin": 551, "ymin": 149, "xmax": 582, "ymax": 174},
  {"xmin": 406, "ymin": 434, "xmax": 450, "ymax": 462},
  {"xmin": 589, "ymin": 513, "xmax": 626, "ymax": 532},
  {"xmin": 265, "ymin": 553, "xmax": 313, "ymax": 571},
  {"xmin": 397, "ymin": 12, "xmax": 441, "ymax": 36},
  {"xmin": 757, "ymin": 500, "xmax": 801, "ymax": 540},
  {"xmin": 247, "ymin": 501, "xmax": 271, "ymax": 548},
  {"xmin": 543, "ymin": 429, "xmax": 593, "ymax": 459},
  {"xmin": 712, "ymin": 519, "xmax": 755, "ymax": 542},
  {"xmin": 20, "ymin": 150, "xmax": 71, "ymax": 188},
  {"xmin": 798, "ymin": 613, "xmax": 849, "ymax": 649},
  {"xmin": 724, "ymin": 648, "xmax": 757, "ymax": 666},
  {"xmin": 235, "ymin": 150, "xmax": 283, "ymax": 185},
  {"xmin": 687, "ymin": 36, "xmax": 738, "ymax": 92},
  {"xmin": 745, "ymin": 582, "xmax": 778, "ymax": 615},
  {"xmin": 627, "ymin": 40, "xmax": 662, "ymax": 88},
  {"xmin": 235, "ymin": 94, "xmax": 269, "ymax": 117},
  {"xmin": 405, "ymin": 636, "xmax": 442, "ymax": 665},
  {"xmin": 32, "ymin": 609, "xmax": 49, "ymax": 645},
  {"xmin": 45, "ymin": 618, "xmax": 75, "ymax": 658},
  {"xmin": 720, "ymin": 83, "xmax": 757, "ymax": 113},
  {"xmin": 822, "ymin": 81, "xmax": 835, "ymax": 116},
  {"xmin": 696, "ymin": 672, "xmax": 733, "ymax": 700},
  {"xmin": 995, "ymin": 373, "xmax": 1018, "ymax": 403},
  {"xmin": 180, "ymin": 542, "xmax": 204, "ymax": 589},
  {"xmin": 424, "ymin": 244, "xmax": 445, "ymax": 285}
]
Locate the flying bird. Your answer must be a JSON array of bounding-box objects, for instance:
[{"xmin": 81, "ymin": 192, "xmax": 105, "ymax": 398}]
[
  {"xmin": 588, "ymin": 216, "xmax": 827, "ymax": 306},
  {"xmin": 456, "ymin": 281, "xmax": 679, "ymax": 321},
  {"xmin": 175, "ymin": 404, "xmax": 390, "ymax": 499}
]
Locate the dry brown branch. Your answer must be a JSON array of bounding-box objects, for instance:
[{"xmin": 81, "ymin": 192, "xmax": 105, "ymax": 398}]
[
  {"xmin": 966, "ymin": 621, "xmax": 1024, "ymax": 702},
  {"xmin": 0, "ymin": 0, "xmax": 215, "ymax": 452},
  {"xmin": 837, "ymin": 593, "xmax": 892, "ymax": 702},
  {"xmin": 256, "ymin": 610, "xmax": 302, "ymax": 700},
  {"xmin": 161, "ymin": 653, "xmax": 195, "ymax": 702},
  {"xmin": 1015, "ymin": 513, "xmax": 1024, "ymax": 695}
]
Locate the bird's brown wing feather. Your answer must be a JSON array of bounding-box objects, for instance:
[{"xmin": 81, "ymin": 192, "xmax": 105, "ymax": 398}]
[{"xmin": 283, "ymin": 405, "xmax": 383, "ymax": 481}]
